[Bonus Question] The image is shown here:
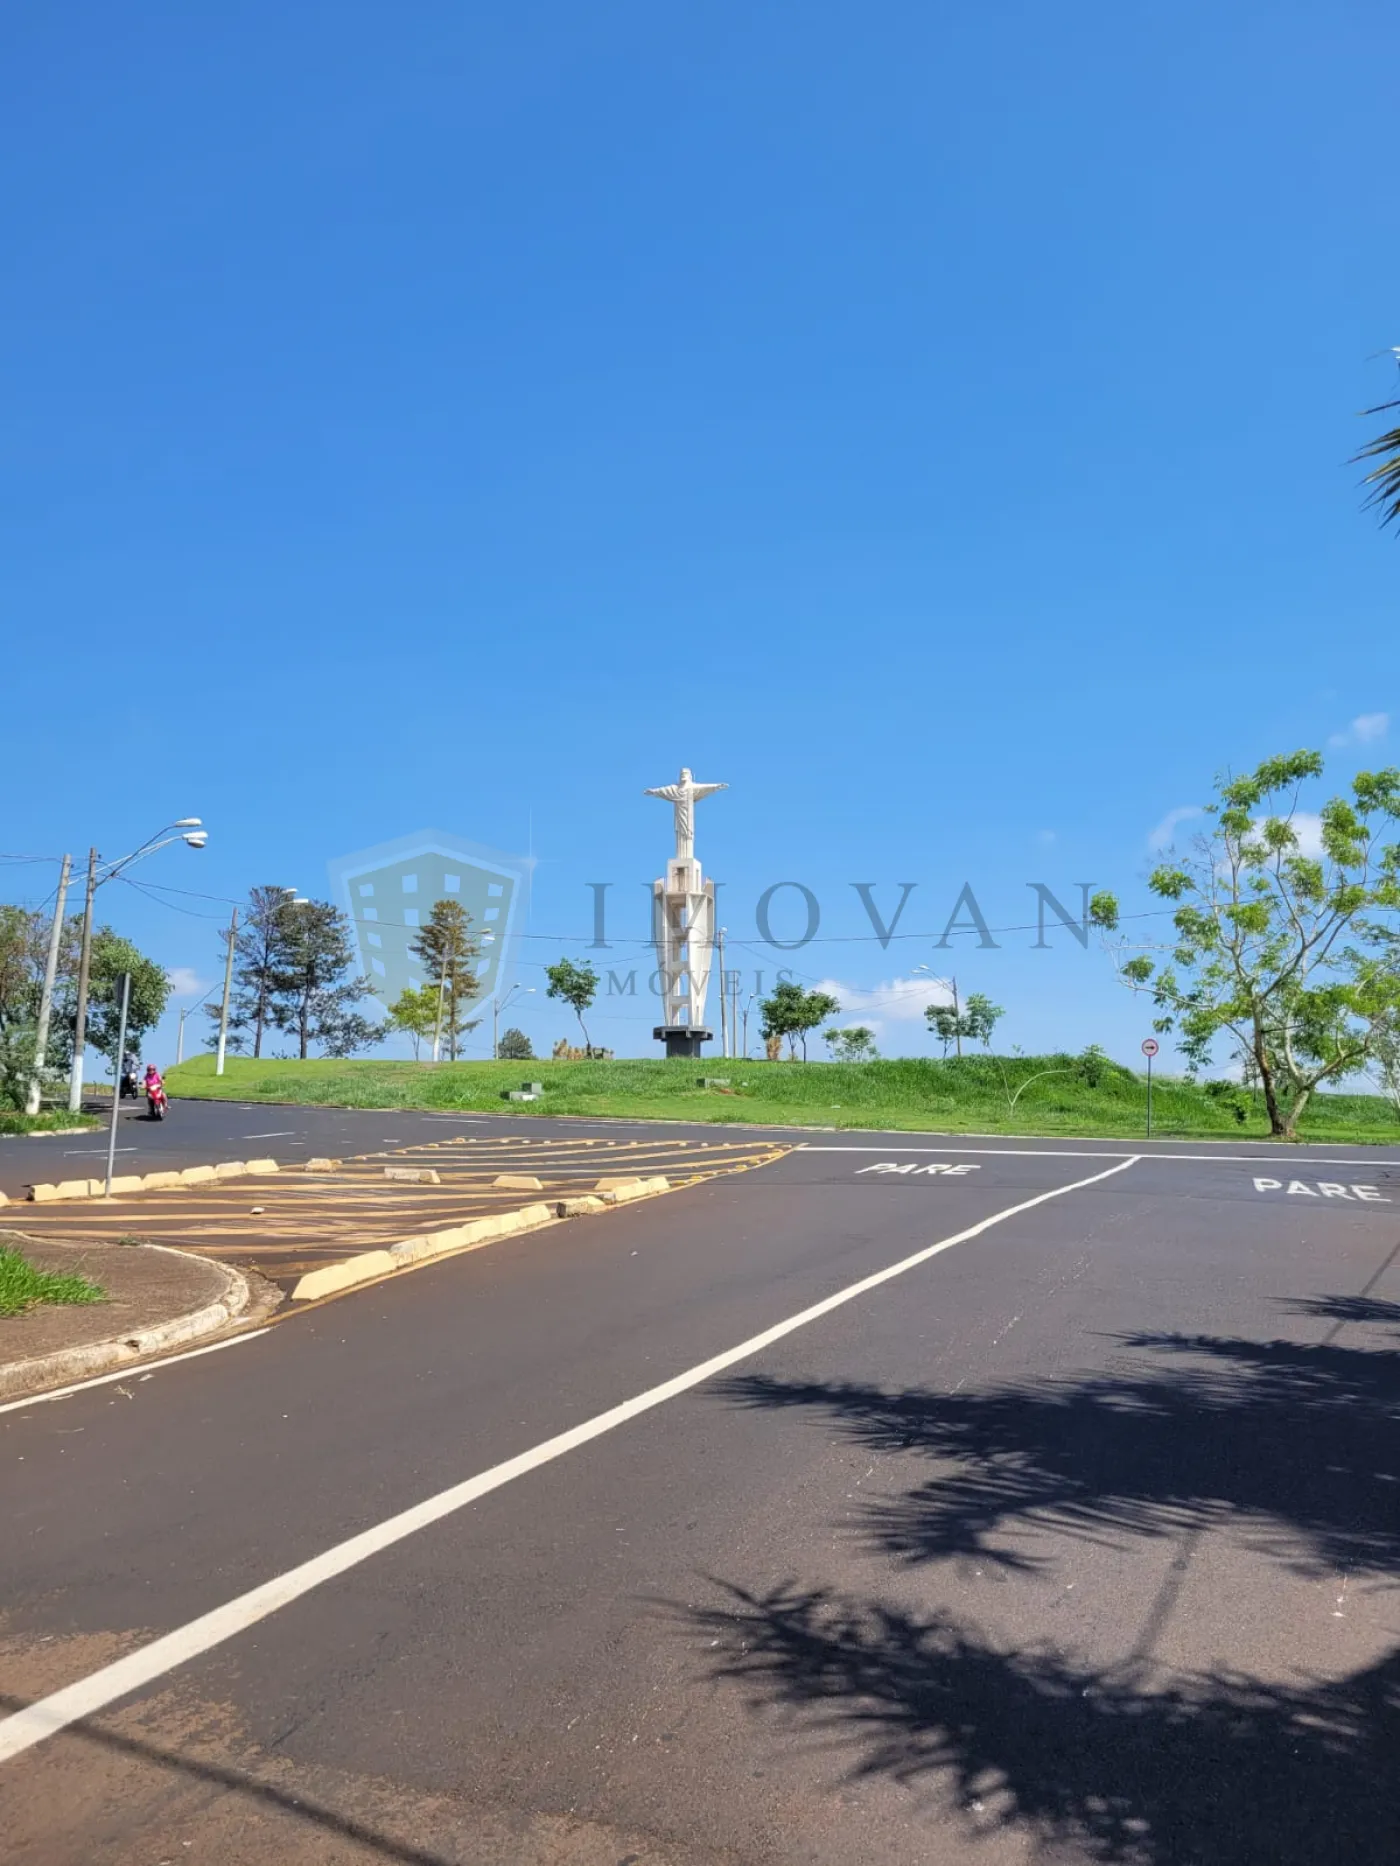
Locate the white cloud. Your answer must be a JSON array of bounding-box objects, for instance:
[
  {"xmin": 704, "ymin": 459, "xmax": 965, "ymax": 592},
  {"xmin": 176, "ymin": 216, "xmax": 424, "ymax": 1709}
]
[
  {"xmin": 811, "ymin": 974, "xmax": 954, "ymax": 1038},
  {"xmin": 1147, "ymin": 806, "xmax": 1204, "ymax": 852},
  {"xmin": 167, "ymin": 967, "xmax": 209, "ymax": 997},
  {"xmin": 1329, "ymin": 712, "xmax": 1389, "ymax": 749}
]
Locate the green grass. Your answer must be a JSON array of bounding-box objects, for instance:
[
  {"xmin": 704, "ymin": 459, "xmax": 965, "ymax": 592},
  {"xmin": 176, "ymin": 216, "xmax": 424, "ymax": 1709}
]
[
  {"xmin": 166, "ymin": 1051, "xmax": 1400, "ymax": 1144},
  {"xmin": 0, "ymin": 1243, "xmax": 105, "ymax": 1318},
  {"xmin": 0, "ymin": 1110, "xmax": 100, "ymax": 1136}
]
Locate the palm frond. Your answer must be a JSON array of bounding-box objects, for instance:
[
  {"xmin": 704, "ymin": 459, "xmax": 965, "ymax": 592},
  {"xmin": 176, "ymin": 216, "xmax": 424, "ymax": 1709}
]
[{"xmin": 1355, "ymin": 393, "xmax": 1400, "ymax": 532}]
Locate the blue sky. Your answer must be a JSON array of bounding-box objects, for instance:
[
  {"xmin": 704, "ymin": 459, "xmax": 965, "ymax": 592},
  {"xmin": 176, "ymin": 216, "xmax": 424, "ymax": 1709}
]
[{"xmin": 4, "ymin": 1, "xmax": 1396, "ymax": 1068}]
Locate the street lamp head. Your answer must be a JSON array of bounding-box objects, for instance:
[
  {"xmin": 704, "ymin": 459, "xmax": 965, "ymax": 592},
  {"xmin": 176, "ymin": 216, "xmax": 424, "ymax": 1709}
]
[
  {"xmin": 183, "ymin": 832, "xmax": 208, "ymax": 849},
  {"xmin": 173, "ymin": 818, "xmax": 203, "ymax": 829}
]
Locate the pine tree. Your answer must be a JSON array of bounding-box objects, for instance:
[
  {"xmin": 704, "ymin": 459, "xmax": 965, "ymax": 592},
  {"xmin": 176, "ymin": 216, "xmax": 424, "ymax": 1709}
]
[{"xmin": 411, "ymin": 900, "xmax": 482, "ymax": 1062}]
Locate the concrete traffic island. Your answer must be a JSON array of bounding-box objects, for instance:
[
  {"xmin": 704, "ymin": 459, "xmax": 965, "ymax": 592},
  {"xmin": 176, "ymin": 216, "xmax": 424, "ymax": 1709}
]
[
  {"xmin": 20, "ymin": 1158, "xmax": 281, "ymax": 1204},
  {"xmin": 0, "ymin": 1230, "xmax": 263, "ymax": 1401},
  {"xmin": 10, "ymin": 1133, "xmax": 782, "ymax": 1316},
  {"xmin": 288, "ymin": 1175, "xmax": 673, "ymax": 1302}
]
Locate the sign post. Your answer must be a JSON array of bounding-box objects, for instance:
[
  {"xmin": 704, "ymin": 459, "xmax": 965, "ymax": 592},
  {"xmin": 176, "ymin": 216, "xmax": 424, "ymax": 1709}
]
[
  {"xmin": 104, "ymin": 972, "xmax": 131, "ymax": 1198},
  {"xmin": 1141, "ymin": 1037, "xmax": 1159, "ymax": 1139}
]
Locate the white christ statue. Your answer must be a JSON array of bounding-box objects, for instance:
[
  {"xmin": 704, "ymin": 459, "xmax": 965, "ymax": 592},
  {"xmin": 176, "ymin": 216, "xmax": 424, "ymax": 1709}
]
[{"xmin": 644, "ymin": 767, "xmax": 728, "ymax": 862}]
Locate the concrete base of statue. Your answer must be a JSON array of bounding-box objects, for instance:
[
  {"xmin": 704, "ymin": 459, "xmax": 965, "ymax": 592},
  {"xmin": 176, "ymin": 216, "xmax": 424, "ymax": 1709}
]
[{"xmin": 653, "ymin": 1025, "xmax": 713, "ymax": 1059}]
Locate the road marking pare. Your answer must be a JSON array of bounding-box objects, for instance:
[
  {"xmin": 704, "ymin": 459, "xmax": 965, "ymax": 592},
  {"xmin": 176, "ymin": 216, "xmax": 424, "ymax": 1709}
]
[
  {"xmin": 1252, "ymin": 1177, "xmax": 1391, "ymax": 1202},
  {"xmin": 857, "ymin": 1162, "xmax": 981, "ymax": 1177}
]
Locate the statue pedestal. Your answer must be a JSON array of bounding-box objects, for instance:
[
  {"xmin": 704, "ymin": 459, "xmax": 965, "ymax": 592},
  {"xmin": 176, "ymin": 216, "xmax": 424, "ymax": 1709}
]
[{"xmin": 653, "ymin": 1025, "xmax": 713, "ymax": 1059}]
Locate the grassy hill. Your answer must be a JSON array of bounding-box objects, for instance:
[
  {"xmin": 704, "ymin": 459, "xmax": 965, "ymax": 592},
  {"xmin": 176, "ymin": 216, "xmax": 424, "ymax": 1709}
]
[{"xmin": 166, "ymin": 1052, "xmax": 1400, "ymax": 1144}]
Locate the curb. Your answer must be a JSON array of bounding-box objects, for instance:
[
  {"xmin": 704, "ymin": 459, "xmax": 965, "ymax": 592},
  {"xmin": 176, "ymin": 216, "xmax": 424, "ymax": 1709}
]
[
  {"xmin": 0, "ymin": 1126, "xmax": 93, "ymax": 1142},
  {"xmin": 288, "ymin": 1177, "xmax": 674, "ymax": 1303},
  {"xmin": 0, "ymin": 1246, "xmax": 252, "ymax": 1402},
  {"xmin": 19, "ymin": 1158, "xmax": 280, "ymax": 1206}
]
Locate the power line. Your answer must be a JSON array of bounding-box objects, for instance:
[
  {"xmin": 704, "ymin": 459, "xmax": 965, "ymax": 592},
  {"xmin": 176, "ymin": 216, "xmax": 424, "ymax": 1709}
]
[
  {"xmin": 93, "ymin": 874, "xmax": 1180, "ymax": 945},
  {"xmin": 116, "ymin": 876, "xmax": 230, "ymax": 920}
]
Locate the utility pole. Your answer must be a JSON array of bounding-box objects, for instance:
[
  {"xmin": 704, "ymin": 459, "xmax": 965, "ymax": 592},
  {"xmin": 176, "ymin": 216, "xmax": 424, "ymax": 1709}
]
[
  {"xmin": 104, "ymin": 972, "xmax": 131, "ymax": 1197},
  {"xmin": 950, "ymin": 975, "xmax": 962, "ymax": 1059},
  {"xmin": 432, "ymin": 963, "xmax": 448, "ymax": 1063},
  {"xmin": 27, "ymin": 852, "xmax": 71, "ymax": 1114},
  {"xmin": 716, "ymin": 927, "xmax": 728, "ymax": 1058},
  {"xmin": 215, "ymin": 906, "xmax": 238, "ymax": 1076},
  {"xmin": 67, "ymin": 848, "xmax": 100, "ymax": 1113}
]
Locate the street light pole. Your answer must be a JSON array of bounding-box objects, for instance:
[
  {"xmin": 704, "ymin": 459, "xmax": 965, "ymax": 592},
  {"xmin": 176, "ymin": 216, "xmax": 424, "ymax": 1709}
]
[
  {"xmin": 914, "ymin": 964, "xmax": 961, "ymax": 1058},
  {"xmin": 492, "ymin": 983, "xmax": 533, "ymax": 1058},
  {"xmin": 66, "ymin": 821, "xmax": 207, "ymax": 1111},
  {"xmin": 27, "ymin": 852, "xmax": 72, "ymax": 1114},
  {"xmin": 215, "ymin": 906, "xmax": 239, "ymax": 1076},
  {"xmin": 67, "ymin": 848, "xmax": 100, "ymax": 1113}
]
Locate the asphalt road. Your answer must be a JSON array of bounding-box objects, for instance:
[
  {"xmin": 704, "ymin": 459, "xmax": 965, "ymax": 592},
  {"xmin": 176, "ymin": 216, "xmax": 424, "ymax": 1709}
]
[
  {"xmin": 6, "ymin": 1092, "xmax": 1398, "ymax": 1201},
  {"xmin": 3, "ymin": 1138, "xmax": 1399, "ymax": 1864}
]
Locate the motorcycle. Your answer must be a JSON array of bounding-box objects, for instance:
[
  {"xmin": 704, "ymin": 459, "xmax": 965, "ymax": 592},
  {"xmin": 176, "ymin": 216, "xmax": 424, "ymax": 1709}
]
[
  {"xmin": 146, "ymin": 1084, "xmax": 168, "ymax": 1121},
  {"xmin": 119, "ymin": 1065, "xmax": 141, "ymax": 1100}
]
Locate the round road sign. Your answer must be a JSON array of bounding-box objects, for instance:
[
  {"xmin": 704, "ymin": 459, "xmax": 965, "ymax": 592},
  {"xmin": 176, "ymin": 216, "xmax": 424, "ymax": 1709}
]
[{"xmin": 1141, "ymin": 1038, "xmax": 1159, "ymax": 1058}]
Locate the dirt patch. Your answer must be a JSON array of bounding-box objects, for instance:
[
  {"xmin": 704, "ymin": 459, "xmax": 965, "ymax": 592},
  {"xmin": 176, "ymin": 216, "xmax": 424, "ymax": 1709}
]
[
  {"xmin": 0, "ymin": 1678, "xmax": 751, "ymax": 1866},
  {"xmin": 0, "ymin": 1230, "xmax": 241, "ymax": 1372}
]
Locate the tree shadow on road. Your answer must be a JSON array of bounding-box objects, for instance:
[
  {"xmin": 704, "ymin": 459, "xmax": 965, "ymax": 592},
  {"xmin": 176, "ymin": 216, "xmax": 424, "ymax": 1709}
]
[
  {"xmin": 714, "ymin": 1310, "xmax": 1400, "ymax": 1582},
  {"xmin": 674, "ymin": 1580, "xmax": 1400, "ymax": 1866},
  {"xmin": 664, "ymin": 1294, "xmax": 1400, "ymax": 1860}
]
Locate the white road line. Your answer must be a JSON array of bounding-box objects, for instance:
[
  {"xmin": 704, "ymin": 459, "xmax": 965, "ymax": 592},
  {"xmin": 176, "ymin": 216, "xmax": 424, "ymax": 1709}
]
[
  {"xmin": 241, "ymin": 1131, "xmax": 297, "ymax": 1139},
  {"xmin": 800, "ymin": 1145, "xmax": 1125, "ymax": 1159},
  {"xmin": 61, "ymin": 1147, "xmax": 137, "ymax": 1157},
  {"xmin": 797, "ymin": 1145, "xmax": 1398, "ymax": 1167},
  {"xmin": 0, "ymin": 1330, "xmax": 271, "ymax": 1418},
  {"xmin": 0, "ymin": 1155, "xmax": 1138, "ymax": 1766}
]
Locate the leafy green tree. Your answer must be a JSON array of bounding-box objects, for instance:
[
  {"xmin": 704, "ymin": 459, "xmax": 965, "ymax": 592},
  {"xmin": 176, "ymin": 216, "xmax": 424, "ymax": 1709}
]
[
  {"xmin": 270, "ymin": 901, "xmax": 383, "ymax": 1060},
  {"xmin": 964, "ymin": 992, "xmax": 1004, "ymax": 1050},
  {"xmin": 386, "ymin": 983, "xmax": 440, "ymax": 1060},
  {"xmin": 1372, "ymin": 1016, "xmax": 1400, "ymax": 1123},
  {"xmin": 85, "ymin": 934, "xmax": 173, "ymax": 1070},
  {"xmin": 497, "ymin": 1026, "xmax": 534, "ymax": 1061},
  {"xmin": 545, "ymin": 958, "xmax": 600, "ymax": 1054},
  {"xmin": 0, "ymin": 906, "xmax": 46, "ymax": 1031},
  {"xmin": 925, "ymin": 984, "xmax": 1003, "ymax": 1057},
  {"xmin": 926, "ymin": 1003, "xmax": 962, "ymax": 1058},
  {"xmin": 0, "ymin": 909, "xmax": 49, "ymax": 1102},
  {"xmin": 411, "ymin": 899, "xmax": 482, "ymax": 1062},
  {"xmin": 824, "ymin": 1025, "xmax": 877, "ymax": 1062},
  {"xmin": 760, "ymin": 981, "xmax": 839, "ymax": 1060},
  {"xmin": 1090, "ymin": 749, "xmax": 1400, "ymax": 1138}
]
